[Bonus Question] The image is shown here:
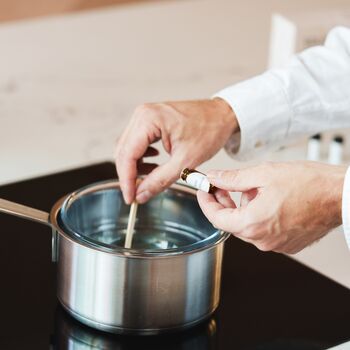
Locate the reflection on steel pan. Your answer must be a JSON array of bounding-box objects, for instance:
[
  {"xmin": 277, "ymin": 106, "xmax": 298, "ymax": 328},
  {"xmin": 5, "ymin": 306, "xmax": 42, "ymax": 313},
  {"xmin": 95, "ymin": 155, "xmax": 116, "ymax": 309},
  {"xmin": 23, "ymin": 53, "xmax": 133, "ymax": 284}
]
[{"xmin": 53, "ymin": 306, "xmax": 217, "ymax": 350}]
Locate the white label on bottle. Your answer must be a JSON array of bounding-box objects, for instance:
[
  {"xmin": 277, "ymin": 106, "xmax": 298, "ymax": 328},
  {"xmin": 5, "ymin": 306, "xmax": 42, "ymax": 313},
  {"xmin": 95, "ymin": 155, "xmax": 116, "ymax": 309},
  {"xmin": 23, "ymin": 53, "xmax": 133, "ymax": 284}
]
[{"xmin": 186, "ymin": 173, "xmax": 211, "ymax": 192}]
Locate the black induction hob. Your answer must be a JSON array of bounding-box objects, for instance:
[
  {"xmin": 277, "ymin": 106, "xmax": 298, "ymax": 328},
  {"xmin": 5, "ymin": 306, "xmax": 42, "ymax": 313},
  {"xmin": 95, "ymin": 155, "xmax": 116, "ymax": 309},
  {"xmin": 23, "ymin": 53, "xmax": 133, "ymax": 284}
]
[{"xmin": 0, "ymin": 162, "xmax": 349, "ymax": 350}]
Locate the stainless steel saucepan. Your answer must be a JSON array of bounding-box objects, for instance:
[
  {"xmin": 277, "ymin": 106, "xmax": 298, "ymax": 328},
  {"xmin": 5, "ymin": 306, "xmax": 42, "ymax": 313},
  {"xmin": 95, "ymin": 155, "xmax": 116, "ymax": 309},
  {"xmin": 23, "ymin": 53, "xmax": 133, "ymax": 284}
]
[{"xmin": 0, "ymin": 180, "xmax": 230, "ymax": 335}]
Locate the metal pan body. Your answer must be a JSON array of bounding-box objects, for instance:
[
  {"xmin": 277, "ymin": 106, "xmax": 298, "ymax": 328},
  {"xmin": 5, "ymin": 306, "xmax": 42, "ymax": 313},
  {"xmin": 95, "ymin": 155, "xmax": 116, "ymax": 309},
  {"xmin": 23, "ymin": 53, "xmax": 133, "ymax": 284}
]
[{"xmin": 49, "ymin": 181, "xmax": 229, "ymax": 334}]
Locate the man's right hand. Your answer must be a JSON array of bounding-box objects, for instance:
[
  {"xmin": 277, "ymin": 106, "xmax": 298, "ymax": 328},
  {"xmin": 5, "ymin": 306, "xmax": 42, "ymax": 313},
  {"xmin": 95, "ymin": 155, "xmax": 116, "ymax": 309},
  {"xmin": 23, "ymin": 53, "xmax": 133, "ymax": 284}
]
[{"xmin": 115, "ymin": 98, "xmax": 238, "ymax": 204}]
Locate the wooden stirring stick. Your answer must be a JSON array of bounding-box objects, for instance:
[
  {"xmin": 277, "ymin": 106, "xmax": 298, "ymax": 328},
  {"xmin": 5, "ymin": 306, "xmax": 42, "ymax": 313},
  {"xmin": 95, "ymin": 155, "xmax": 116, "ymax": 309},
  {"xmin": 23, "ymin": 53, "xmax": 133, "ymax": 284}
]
[{"xmin": 125, "ymin": 201, "xmax": 138, "ymax": 249}]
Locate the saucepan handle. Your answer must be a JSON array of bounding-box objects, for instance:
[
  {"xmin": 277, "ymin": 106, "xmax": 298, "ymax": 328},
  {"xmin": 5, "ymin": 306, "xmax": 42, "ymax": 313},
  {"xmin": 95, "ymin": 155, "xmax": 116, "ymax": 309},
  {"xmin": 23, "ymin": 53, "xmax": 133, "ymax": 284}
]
[
  {"xmin": 0, "ymin": 198, "xmax": 50, "ymax": 225},
  {"xmin": 0, "ymin": 198, "xmax": 58, "ymax": 262}
]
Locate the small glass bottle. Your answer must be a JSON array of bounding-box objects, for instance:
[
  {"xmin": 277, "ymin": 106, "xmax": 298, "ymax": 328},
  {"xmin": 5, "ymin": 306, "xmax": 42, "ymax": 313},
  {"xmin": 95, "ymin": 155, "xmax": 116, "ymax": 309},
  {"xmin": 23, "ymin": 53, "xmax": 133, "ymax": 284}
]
[
  {"xmin": 328, "ymin": 135, "xmax": 344, "ymax": 165},
  {"xmin": 180, "ymin": 168, "xmax": 215, "ymax": 193},
  {"xmin": 307, "ymin": 133, "xmax": 321, "ymax": 161}
]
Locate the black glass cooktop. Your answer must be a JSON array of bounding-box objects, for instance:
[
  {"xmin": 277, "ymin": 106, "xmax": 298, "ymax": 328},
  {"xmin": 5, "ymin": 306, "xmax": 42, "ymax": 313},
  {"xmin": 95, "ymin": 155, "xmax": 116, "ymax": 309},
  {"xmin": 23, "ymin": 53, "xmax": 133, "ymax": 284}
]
[{"xmin": 0, "ymin": 162, "xmax": 349, "ymax": 350}]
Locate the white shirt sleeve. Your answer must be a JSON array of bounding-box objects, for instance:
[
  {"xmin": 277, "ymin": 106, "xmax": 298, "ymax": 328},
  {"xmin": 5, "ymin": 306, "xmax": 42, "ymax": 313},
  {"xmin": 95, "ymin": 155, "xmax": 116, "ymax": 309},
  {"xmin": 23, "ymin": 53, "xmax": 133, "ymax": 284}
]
[
  {"xmin": 214, "ymin": 26, "xmax": 350, "ymax": 161},
  {"xmin": 342, "ymin": 166, "xmax": 350, "ymax": 249}
]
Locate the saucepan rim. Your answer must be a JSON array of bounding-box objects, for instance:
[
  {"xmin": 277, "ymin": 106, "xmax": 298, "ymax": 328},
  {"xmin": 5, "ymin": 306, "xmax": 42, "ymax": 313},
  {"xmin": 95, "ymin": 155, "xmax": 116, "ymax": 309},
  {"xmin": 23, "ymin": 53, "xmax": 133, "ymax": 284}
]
[{"xmin": 50, "ymin": 180, "xmax": 230, "ymax": 258}]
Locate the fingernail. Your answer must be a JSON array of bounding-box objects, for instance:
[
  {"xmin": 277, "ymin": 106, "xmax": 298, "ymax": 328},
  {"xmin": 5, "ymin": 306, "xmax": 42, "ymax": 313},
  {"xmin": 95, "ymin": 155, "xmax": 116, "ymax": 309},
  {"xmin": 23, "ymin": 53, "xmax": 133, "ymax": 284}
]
[
  {"xmin": 123, "ymin": 194, "xmax": 132, "ymax": 205},
  {"xmin": 136, "ymin": 183, "xmax": 145, "ymax": 194},
  {"xmin": 136, "ymin": 191, "xmax": 151, "ymax": 204},
  {"xmin": 122, "ymin": 187, "xmax": 133, "ymax": 205}
]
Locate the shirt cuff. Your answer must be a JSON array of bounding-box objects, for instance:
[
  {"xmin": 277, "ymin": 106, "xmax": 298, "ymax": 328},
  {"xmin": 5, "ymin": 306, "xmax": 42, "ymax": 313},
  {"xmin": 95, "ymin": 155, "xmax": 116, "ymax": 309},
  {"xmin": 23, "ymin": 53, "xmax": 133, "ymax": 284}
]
[
  {"xmin": 213, "ymin": 71, "xmax": 293, "ymax": 160},
  {"xmin": 342, "ymin": 166, "xmax": 350, "ymax": 249}
]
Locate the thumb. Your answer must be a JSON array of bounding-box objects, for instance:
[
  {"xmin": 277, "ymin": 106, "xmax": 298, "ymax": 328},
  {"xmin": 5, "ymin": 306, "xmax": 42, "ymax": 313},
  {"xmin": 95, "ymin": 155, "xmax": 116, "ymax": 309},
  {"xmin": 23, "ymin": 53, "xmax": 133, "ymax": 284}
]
[
  {"xmin": 135, "ymin": 157, "xmax": 184, "ymax": 203},
  {"xmin": 207, "ymin": 167, "xmax": 264, "ymax": 192},
  {"xmin": 197, "ymin": 190, "xmax": 246, "ymax": 233}
]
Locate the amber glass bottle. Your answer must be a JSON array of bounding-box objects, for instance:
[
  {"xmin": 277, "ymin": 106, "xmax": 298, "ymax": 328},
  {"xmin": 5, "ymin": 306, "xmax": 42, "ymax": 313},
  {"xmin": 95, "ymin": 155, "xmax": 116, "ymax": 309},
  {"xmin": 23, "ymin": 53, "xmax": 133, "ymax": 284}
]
[{"xmin": 180, "ymin": 168, "xmax": 215, "ymax": 193}]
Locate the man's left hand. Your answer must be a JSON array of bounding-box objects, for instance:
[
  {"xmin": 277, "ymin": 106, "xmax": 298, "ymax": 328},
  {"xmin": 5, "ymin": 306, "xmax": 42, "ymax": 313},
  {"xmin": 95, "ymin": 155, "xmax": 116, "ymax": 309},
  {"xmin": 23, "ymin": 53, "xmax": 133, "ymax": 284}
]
[{"xmin": 197, "ymin": 161, "xmax": 346, "ymax": 254}]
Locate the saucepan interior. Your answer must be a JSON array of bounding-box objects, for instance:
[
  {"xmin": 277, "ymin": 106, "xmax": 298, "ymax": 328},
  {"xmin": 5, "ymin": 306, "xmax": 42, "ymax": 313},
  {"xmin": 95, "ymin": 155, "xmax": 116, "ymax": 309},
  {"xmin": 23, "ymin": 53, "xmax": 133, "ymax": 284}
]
[{"xmin": 58, "ymin": 180, "xmax": 225, "ymax": 255}]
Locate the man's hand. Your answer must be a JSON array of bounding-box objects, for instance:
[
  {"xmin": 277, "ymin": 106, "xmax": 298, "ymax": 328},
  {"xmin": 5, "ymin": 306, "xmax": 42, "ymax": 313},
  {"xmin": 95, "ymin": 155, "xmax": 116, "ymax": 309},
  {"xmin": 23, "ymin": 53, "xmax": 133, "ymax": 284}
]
[
  {"xmin": 197, "ymin": 161, "xmax": 346, "ymax": 254},
  {"xmin": 115, "ymin": 99, "xmax": 238, "ymax": 204}
]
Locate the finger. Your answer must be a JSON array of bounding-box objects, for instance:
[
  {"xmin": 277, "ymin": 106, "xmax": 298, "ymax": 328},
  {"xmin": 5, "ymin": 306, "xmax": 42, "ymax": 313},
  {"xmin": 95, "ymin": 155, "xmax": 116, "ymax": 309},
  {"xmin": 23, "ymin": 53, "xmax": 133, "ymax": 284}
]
[
  {"xmin": 240, "ymin": 188, "xmax": 258, "ymax": 207},
  {"xmin": 143, "ymin": 146, "xmax": 159, "ymax": 158},
  {"xmin": 197, "ymin": 191, "xmax": 247, "ymax": 233},
  {"xmin": 213, "ymin": 189, "xmax": 237, "ymax": 209},
  {"xmin": 240, "ymin": 193, "xmax": 250, "ymax": 207},
  {"xmin": 207, "ymin": 167, "xmax": 266, "ymax": 192},
  {"xmin": 116, "ymin": 155, "xmax": 138, "ymax": 205},
  {"xmin": 197, "ymin": 190, "xmax": 266, "ymax": 245},
  {"xmin": 116, "ymin": 125, "xmax": 160, "ymax": 204},
  {"xmin": 136, "ymin": 156, "xmax": 185, "ymax": 204},
  {"xmin": 137, "ymin": 162, "xmax": 158, "ymax": 176}
]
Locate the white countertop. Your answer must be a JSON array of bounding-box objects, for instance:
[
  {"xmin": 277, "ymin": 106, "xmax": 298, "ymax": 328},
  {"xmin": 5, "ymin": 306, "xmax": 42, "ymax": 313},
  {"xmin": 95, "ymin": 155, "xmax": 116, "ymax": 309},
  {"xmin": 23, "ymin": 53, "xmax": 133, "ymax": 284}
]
[
  {"xmin": 2, "ymin": 0, "xmax": 350, "ymax": 292},
  {"xmin": 330, "ymin": 341, "xmax": 350, "ymax": 349}
]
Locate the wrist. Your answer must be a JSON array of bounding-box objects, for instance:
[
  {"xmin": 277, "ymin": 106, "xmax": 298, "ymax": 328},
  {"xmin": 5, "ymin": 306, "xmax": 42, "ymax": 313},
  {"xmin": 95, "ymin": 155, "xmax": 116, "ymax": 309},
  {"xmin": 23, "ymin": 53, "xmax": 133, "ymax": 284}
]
[
  {"xmin": 330, "ymin": 165, "xmax": 347, "ymax": 226},
  {"xmin": 212, "ymin": 97, "xmax": 240, "ymax": 137}
]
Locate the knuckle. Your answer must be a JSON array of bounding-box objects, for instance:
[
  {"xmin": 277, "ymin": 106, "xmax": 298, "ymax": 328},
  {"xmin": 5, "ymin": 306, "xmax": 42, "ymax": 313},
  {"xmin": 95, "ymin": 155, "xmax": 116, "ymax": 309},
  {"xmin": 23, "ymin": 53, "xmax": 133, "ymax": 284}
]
[
  {"xmin": 226, "ymin": 171, "xmax": 236, "ymax": 181},
  {"xmin": 145, "ymin": 177, "xmax": 168, "ymax": 196},
  {"xmin": 286, "ymin": 247, "xmax": 300, "ymax": 255},
  {"xmin": 134, "ymin": 103, "xmax": 156, "ymax": 118},
  {"xmin": 241, "ymin": 226, "xmax": 257, "ymax": 239},
  {"xmin": 114, "ymin": 133, "xmax": 123, "ymax": 148},
  {"xmin": 116, "ymin": 148, "xmax": 132, "ymax": 169},
  {"xmin": 223, "ymin": 170, "xmax": 240, "ymax": 185},
  {"xmin": 114, "ymin": 142, "xmax": 122, "ymax": 159},
  {"xmin": 256, "ymin": 241, "xmax": 273, "ymax": 252},
  {"xmin": 135, "ymin": 103, "xmax": 152, "ymax": 113},
  {"xmin": 115, "ymin": 146, "xmax": 127, "ymax": 160},
  {"xmin": 158, "ymin": 177, "xmax": 170, "ymax": 191}
]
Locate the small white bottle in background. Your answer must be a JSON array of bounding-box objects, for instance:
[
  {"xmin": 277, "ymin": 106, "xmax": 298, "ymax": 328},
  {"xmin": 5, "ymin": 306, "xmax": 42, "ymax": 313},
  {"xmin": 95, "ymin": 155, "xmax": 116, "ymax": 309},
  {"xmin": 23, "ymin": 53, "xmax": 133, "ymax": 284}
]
[
  {"xmin": 307, "ymin": 134, "xmax": 321, "ymax": 161},
  {"xmin": 328, "ymin": 135, "xmax": 344, "ymax": 165}
]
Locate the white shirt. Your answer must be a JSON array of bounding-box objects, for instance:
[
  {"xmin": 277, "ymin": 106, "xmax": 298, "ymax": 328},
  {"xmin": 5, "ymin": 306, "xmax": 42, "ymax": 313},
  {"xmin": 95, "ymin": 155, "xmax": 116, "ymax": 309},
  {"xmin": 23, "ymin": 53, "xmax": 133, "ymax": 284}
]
[{"xmin": 214, "ymin": 26, "xmax": 350, "ymax": 247}]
